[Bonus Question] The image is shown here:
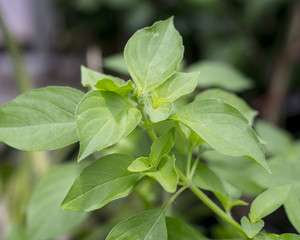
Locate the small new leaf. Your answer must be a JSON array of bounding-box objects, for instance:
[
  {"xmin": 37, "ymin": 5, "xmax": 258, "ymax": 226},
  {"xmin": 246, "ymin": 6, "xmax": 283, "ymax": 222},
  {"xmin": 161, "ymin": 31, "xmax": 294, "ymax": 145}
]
[
  {"xmin": 106, "ymin": 209, "xmax": 167, "ymax": 240},
  {"xmin": 144, "ymin": 96, "xmax": 173, "ymax": 123},
  {"xmin": 241, "ymin": 216, "xmax": 264, "ymax": 238},
  {"xmin": 152, "ymin": 72, "xmax": 199, "ymax": 104},
  {"xmin": 128, "ymin": 157, "xmax": 154, "ymax": 172},
  {"xmin": 81, "ymin": 65, "xmax": 125, "ymax": 88},
  {"xmin": 124, "ymin": 17, "xmax": 183, "ymax": 94},
  {"xmin": 76, "ymin": 91, "xmax": 141, "ymax": 161},
  {"xmin": 94, "ymin": 78, "xmax": 134, "ymax": 97},
  {"xmin": 61, "ymin": 154, "xmax": 140, "ymax": 212},
  {"xmin": 249, "ymin": 185, "xmax": 291, "ymax": 223},
  {"xmin": 145, "ymin": 155, "xmax": 178, "ymax": 193},
  {"xmin": 149, "ymin": 128, "xmax": 175, "ymax": 165},
  {"xmin": 0, "ymin": 87, "xmax": 84, "ymax": 151}
]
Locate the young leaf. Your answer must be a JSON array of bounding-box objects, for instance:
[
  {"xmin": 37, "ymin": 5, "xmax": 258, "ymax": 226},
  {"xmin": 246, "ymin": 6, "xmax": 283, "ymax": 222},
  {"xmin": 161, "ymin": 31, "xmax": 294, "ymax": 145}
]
[
  {"xmin": 94, "ymin": 78, "xmax": 134, "ymax": 97},
  {"xmin": 170, "ymin": 99, "xmax": 270, "ymax": 172},
  {"xmin": 26, "ymin": 163, "xmax": 88, "ymax": 240},
  {"xmin": 152, "ymin": 72, "xmax": 199, "ymax": 104},
  {"xmin": 149, "ymin": 128, "xmax": 175, "ymax": 165},
  {"xmin": 186, "ymin": 61, "xmax": 253, "ymax": 92},
  {"xmin": 145, "ymin": 155, "xmax": 178, "ymax": 193},
  {"xmin": 249, "ymin": 185, "xmax": 291, "ymax": 223},
  {"xmin": 0, "ymin": 87, "xmax": 84, "ymax": 151},
  {"xmin": 241, "ymin": 216, "xmax": 264, "ymax": 238},
  {"xmin": 144, "ymin": 96, "xmax": 173, "ymax": 123},
  {"xmin": 124, "ymin": 17, "xmax": 183, "ymax": 94},
  {"xmin": 61, "ymin": 154, "xmax": 140, "ymax": 212},
  {"xmin": 76, "ymin": 91, "xmax": 141, "ymax": 161},
  {"xmin": 284, "ymin": 194, "xmax": 300, "ymax": 233},
  {"xmin": 166, "ymin": 217, "xmax": 208, "ymax": 240},
  {"xmin": 128, "ymin": 157, "xmax": 154, "ymax": 172},
  {"xmin": 195, "ymin": 88, "xmax": 258, "ymax": 124},
  {"xmin": 81, "ymin": 65, "xmax": 125, "ymax": 88},
  {"xmin": 106, "ymin": 209, "xmax": 167, "ymax": 240}
]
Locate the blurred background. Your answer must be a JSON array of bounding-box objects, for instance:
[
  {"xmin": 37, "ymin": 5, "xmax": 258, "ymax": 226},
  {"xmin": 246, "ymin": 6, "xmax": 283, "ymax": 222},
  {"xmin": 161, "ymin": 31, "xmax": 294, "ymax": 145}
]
[{"xmin": 0, "ymin": 0, "xmax": 300, "ymax": 239}]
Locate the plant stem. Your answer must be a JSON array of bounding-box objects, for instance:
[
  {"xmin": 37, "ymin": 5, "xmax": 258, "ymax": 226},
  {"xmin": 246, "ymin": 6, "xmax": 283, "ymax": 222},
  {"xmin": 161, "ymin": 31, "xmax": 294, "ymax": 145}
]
[
  {"xmin": 137, "ymin": 99, "xmax": 157, "ymax": 141},
  {"xmin": 177, "ymin": 170, "xmax": 248, "ymax": 239},
  {"xmin": 163, "ymin": 186, "xmax": 187, "ymax": 211},
  {"xmin": 186, "ymin": 148, "xmax": 192, "ymax": 178}
]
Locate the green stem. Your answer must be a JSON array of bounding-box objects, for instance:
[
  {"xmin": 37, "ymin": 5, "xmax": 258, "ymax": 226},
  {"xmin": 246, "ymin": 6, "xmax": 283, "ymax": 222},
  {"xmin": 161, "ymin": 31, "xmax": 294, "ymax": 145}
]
[
  {"xmin": 177, "ymin": 168, "xmax": 248, "ymax": 239},
  {"xmin": 190, "ymin": 151, "xmax": 201, "ymax": 178},
  {"xmin": 163, "ymin": 186, "xmax": 187, "ymax": 211},
  {"xmin": 137, "ymin": 99, "xmax": 157, "ymax": 141},
  {"xmin": 186, "ymin": 148, "xmax": 192, "ymax": 178}
]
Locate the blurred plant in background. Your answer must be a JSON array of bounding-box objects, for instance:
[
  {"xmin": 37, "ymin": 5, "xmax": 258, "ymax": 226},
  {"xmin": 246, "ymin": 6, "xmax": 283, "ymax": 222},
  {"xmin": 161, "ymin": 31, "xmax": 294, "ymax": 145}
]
[{"xmin": 0, "ymin": 0, "xmax": 300, "ymax": 239}]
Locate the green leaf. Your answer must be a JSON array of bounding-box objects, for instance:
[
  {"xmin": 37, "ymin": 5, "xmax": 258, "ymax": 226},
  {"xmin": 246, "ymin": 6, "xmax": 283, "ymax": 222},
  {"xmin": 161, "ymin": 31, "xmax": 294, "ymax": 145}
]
[
  {"xmin": 241, "ymin": 216, "xmax": 264, "ymax": 238},
  {"xmin": 128, "ymin": 157, "xmax": 154, "ymax": 172},
  {"xmin": 193, "ymin": 162, "xmax": 226, "ymax": 196},
  {"xmin": 187, "ymin": 61, "xmax": 253, "ymax": 92},
  {"xmin": 149, "ymin": 128, "xmax": 175, "ymax": 165},
  {"xmin": 27, "ymin": 163, "xmax": 88, "ymax": 240},
  {"xmin": 255, "ymin": 120, "xmax": 293, "ymax": 157},
  {"xmin": 254, "ymin": 233, "xmax": 300, "ymax": 240},
  {"xmin": 249, "ymin": 185, "xmax": 291, "ymax": 223},
  {"xmin": 124, "ymin": 17, "xmax": 183, "ymax": 95},
  {"xmin": 106, "ymin": 209, "xmax": 167, "ymax": 240},
  {"xmin": 195, "ymin": 88, "xmax": 258, "ymax": 124},
  {"xmin": 61, "ymin": 154, "xmax": 140, "ymax": 212},
  {"xmin": 81, "ymin": 65, "xmax": 125, "ymax": 88},
  {"xmin": 145, "ymin": 155, "xmax": 178, "ymax": 193},
  {"xmin": 170, "ymin": 99, "xmax": 270, "ymax": 172},
  {"xmin": 284, "ymin": 193, "xmax": 300, "ymax": 233},
  {"xmin": 103, "ymin": 53, "xmax": 129, "ymax": 75},
  {"xmin": 76, "ymin": 91, "xmax": 141, "ymax": 161},
  {"xmin": 152, "ymin": 72, "xmax": 199, "ymax": 104},
  {"xmin": 144, "ymin": 96, "xmax": 173, "ymax": 123},
  {"xmin": 94, "ymin": 78, "xmax": 134, "ymax": 97},
  {"xmin": 0, "ymin": 87, "xmax": 84, "ymax": 151},
  {"xmin": 166, "ymin": 217, "xmax": 208, "ymax": 240}
]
